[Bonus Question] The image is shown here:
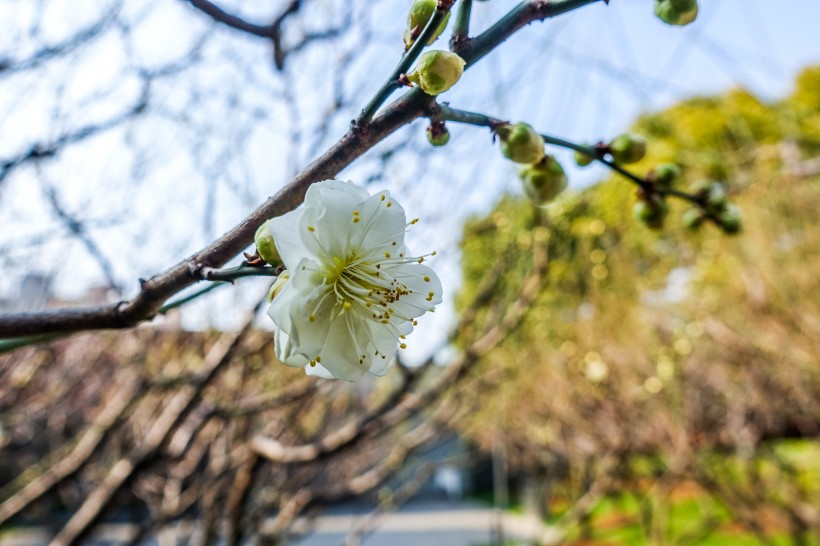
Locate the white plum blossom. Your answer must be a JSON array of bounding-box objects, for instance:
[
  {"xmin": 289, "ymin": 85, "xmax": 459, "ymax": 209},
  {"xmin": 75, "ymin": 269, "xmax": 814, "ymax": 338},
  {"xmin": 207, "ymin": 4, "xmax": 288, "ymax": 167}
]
[{"xmin": 265, "ymin": 180, "xmax": 442, "ymax": 381}]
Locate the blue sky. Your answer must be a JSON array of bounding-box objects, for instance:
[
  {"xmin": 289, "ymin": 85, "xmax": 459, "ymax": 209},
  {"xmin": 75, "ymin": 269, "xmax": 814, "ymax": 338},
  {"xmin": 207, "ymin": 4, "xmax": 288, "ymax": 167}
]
[{"xmin": 1, "ymin": 0, "xmax": 819, "ymax": 348}]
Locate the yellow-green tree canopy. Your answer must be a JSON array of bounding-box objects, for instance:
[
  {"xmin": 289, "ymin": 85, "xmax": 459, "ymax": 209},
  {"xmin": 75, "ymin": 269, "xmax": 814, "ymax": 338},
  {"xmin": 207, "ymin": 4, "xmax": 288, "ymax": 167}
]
[{"xmin": 455, "ymin": 66, "xmax": 820, "ymax": 473}]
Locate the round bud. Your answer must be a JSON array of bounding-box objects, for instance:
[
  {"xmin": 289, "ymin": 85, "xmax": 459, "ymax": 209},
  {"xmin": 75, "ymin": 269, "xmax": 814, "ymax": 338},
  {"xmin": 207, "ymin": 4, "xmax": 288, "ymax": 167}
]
[
  {"xmin": 403, "ymin": 0, "xmax": 451, "ymax": 49},
  {"xmin": 574, "ymin": 149, "xmax": 595, "ymax": 167},
  {"xmin": 406, "ymin": 50, "xmax": 466, "ymax": 95},
  {"xmin": 609, "ymin": 134, "xmax": 647, "ymax": 164},
  {"xmin": 652, "ymin": 163, "xmax": 681, "ymax": 188},
  {"xmin": 706, "ymin": 183, "xmax": 728, "ymax": 212},
  {"xmin": 682, "ymin": 208, "xmax": 704, "ymax": 230},
  {"xmin": 497, "ymin": 122, "xmax": 545, "ymax": 164},
  {"xmin": 426, "ymin": 122, "xmax": 450, "ymax": 147},
  {"xmin": 718, "ymin": 205, "xmax": 742, "ymax": 234},
  {"xmin": 633, "ymin": 194, "xmax": 668, "ymax": 230},
  {"xmin": 254, "ymin": 220, "xmax": 281, "ymax": 264},
  {"xmin": 519, "ymin": 155, "xmax": 568, "ymax": 204},
  {"xmin": 654, "ymin": 0, "xmax": 698, "ymax": 26}
]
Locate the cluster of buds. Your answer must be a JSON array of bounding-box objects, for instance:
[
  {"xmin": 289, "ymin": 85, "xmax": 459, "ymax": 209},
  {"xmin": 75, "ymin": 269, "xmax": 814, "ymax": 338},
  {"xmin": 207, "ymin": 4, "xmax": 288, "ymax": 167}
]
[
  {"xmin": 403, "ymin": 0, "xmax": 451, "ymax": 49},
  {"xmin": 654, "ymin": 0, "xmax": 698, "ymax": 26},
  {"xmin": 684, "ymin": 180, "xmax": 742, "ymax": 234},
  {"xmin": 495, "ymin": 122, "xmax": 568, "ymax": 205},
  {"xmin": 631, "ymin": 163, "xmax": 682, "ymax": 230},
  {"xmin": 406, "ymin": 50, "xmax": 466, "ymax": 95},
  {"xmin": 634, "ymin": 191, "xmax": 669, "ymax": 230},
  {"xmin": 519, "ymin": 156, "xmax": 568, "ymax": 204}
]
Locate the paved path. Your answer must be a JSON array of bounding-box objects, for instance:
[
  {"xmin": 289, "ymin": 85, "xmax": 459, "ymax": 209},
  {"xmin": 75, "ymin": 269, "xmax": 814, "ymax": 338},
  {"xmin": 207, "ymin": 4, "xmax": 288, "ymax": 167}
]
[{"xmin": 2, "ymin": 500, "xmax": 560, "ymax": 546}]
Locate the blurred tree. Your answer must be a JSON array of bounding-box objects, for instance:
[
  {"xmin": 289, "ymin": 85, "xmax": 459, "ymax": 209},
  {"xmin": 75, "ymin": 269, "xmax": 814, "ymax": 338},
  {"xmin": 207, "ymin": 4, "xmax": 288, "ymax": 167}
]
[{"xmin": 454, "ymin": 66, "xmax": 820, "ymax": 544}]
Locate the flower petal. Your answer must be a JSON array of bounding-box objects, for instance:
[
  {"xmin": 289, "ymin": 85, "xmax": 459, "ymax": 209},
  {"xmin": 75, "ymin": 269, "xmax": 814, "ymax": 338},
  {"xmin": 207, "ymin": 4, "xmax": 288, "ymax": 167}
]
[{"xmin": 268, "ymin": 207, "xmax": 310, "ymax": 271}]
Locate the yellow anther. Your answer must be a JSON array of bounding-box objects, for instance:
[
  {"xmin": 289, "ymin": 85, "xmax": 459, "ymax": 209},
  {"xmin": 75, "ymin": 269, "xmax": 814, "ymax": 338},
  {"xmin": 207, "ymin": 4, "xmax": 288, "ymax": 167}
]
[
  {"xmin": 380, "ymin": 195, "xmax": 386, "ymax": 201},
  {"xmin": 309, "ymin": 314, "xmax": 316, "ymax": 322},
  {"xmin": 353, "ymin": 217, "xmax": 360, "ymax": 223},
  {"xmin": 411, "ymin": 218, "xmax": 419, "ymax": 225},
  {"xmin": 418, "ymin": 257, "xmax": 424, "ymax": 263},
  {"xmin": 343, "ymin": 301, "xmax": 352, "ymax": 310},
  {"xmin": 307, "ymin": 226, "xmax": 315, "ymax": 232},
  {"xmin": 316, "ymin": 356, "xmax": 321, "ymax": 363},
  {"xmin": 424, "ymin": 276, "xmax": 430, "ymax": 282},
  {"xmin": 386, "ymin": 202, "xmax": 392, "ymax": 208},
  {"xmin": 309, "ymin": 360, "xmax": 316, "ymax": 367},
  {"xmin": 385, "ymin": 252, "xmax": 391, "ymax": 258},
  {"xmin": 400, "ymin": 343, "xmax": 407, "ymax": 349}
]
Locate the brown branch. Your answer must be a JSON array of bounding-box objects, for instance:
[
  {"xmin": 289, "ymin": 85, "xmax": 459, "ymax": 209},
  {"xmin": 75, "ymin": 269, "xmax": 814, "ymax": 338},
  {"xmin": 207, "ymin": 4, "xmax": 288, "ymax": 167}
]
[
  {"xmin": 0, "ymin": 373, "xmax": 143, "ymax": 525},
  {"xmin": 0, "ymin": 0, "xmax": 603, "ymax": 340},
  {"xmin": 47, "ymin": 318, "xmax": 255, "ymax": 546}
]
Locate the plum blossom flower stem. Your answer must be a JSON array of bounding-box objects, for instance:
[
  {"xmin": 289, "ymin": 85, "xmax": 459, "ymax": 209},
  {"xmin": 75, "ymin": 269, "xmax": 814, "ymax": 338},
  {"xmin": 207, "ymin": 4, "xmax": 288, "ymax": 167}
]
[
  {"xmin": 357, "ymin": 1, "xmax": 457, "ymax": 124},
  {"xmin": 191, "ymin": 262, "xmax": 281, "ymax": 283},
  {"xmin": 434, "ymin": 104, "xmax": 703, "ymax": 205},
  {"xmin": 451, "ymin": 0, "xmax": 472, "ymax": 47}
]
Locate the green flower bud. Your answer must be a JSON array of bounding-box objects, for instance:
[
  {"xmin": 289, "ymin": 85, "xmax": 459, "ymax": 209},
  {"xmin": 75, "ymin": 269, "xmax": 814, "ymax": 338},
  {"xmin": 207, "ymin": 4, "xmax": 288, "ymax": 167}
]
[
  {"xmin": 655, "ymin": 0, "xmax": 698, "ymax": 26},
  {"xmin": 574, "ymin": 149, "xmax": 595, "ymax": 167},
  {"xmin": 609, "ymin": 134, "xmax": 647, "ymax": 164},
  {"xmin": 255, "ymin": 220, "xmax": 281, "ymax": 264},
  {"xmin": 519, "ymin": 155, "xmax": 568, "ymax": 205},
  {"xmin": 718, "ymin": 205, "xmax": 742, "ymax": 234},
  {"xmin": 652, "ymin": 163, "xmax": 681, "ymax": 188},
  {"xmin": 633, "ymin": 194, "xmax": 668, "ymax": 230},
  {"xmin": 689, "ymin": 179, "xmax": 713, "ymax": 198},
  {"xmin": 406, "ymin": 50, "xmax": 465, "ymax": 95},
  {"xmin": 706, "ymin": 183, "xmax": 728, "ymax": 212},
  {"xmin": 497, "ymin": 122, "xmax": 545, "ymax": 164},
  {"xmin": 403, "ymin": 0, "xmax": 451, "ymax": 49},
  {"xmin": 426, "ymin": 121, "xmax": 450, "ymax": 147},
  {"xmin": 682, "ymin": 208, "xmax": 704, "ymax": 230}
]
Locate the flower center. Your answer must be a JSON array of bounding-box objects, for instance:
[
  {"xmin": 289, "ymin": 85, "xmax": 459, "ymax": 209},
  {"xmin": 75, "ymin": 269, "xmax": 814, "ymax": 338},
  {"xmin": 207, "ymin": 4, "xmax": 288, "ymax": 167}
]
[{"xmin": 326, "ymin": 251, "xmax": 415, "ymax": 324}]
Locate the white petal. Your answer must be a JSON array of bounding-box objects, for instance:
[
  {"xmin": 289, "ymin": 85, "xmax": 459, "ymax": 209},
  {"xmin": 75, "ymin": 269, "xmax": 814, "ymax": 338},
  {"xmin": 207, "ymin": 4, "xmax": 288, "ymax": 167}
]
[
  {"xmin": 354, "ymin": 190, "xmax": 408, "ymax": 253},
  {"xmin": 268, "ymin": 207, "xmax": 311, "ymax": 271},
  {"xmin": 300, "ymin": 180, "xmax": 372, "ymax": 258},
  {"xmin": 305, "ymin": 362, "xmax": 336, "ymax": 379},
  {"xmin": 274, "ymin": 328, "xmax": 309, "ymax": 368},
  {"xmin": 367, "ymin": 354, "xmax": 393, "ymax": 376}
]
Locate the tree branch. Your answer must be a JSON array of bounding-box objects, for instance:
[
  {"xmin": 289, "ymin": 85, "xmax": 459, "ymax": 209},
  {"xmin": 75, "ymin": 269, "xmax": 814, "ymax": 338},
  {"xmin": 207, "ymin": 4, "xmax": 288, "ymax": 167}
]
[{"xmin": 0, "ymin": 0, "xmax": 604, "ymax": 339}]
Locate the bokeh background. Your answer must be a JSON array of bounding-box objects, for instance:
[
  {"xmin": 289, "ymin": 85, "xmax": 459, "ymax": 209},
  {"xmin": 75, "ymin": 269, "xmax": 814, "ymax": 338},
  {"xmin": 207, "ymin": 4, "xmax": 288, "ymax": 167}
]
[{"xmin": 1, "ymin": 1, "xmax": 820, "ymax": 545}]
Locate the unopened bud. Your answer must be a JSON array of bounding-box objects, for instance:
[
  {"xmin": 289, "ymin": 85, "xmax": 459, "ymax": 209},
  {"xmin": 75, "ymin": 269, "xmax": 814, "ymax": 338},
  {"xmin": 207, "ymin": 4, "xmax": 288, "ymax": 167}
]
[
  {"xmin": 609, "ymin": 134, "xmax": 647, "ymax": 164},
  {"xmin": 574, "ymin": 148, "xmax": 595, "ymax": 167},
  {"xmin": 682, "ymin": 208, "xmax": 704, "ymax": 230},
  {"xmin": 404, "ymin": 0, "xmax": 451, "ymax": 49},
  {"xmin": 706, "ymin": 183, "xmax": 728, "ymax": 212},
  {"xmin": 718, "ymin": 205, "xmax": 742, "ymax": 234},
  {"xmin": 519, "ymin": 155, "xmax": 568, "ymax": 204},
  {"xmin": 652, "ymin": 163, "xmax": 681, "ymax": 188},
  {"xmin": 255, "ymin": 220, "xmax": 281, "ymax": 264},
  {"xmin": 633, "ymin": 194, "xmax": 668, "ymax": 230},
  {"xmin": 426, "ymin": 121, "xmax": 450, "ymax": 147},
  {"xmin": 497, "ymin": 122, "xmax": 545, "ymax": 164},
  {"xmin": 406, "ymin": 50, "xmax": 465, "ymax": 95},
  {"xmin": 266, "ymin": 270, "xmax": 290, "ymax": 302},
  {"xmin": 654, "ymin": 0, "xmax": 698, "ymax": 26}
]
